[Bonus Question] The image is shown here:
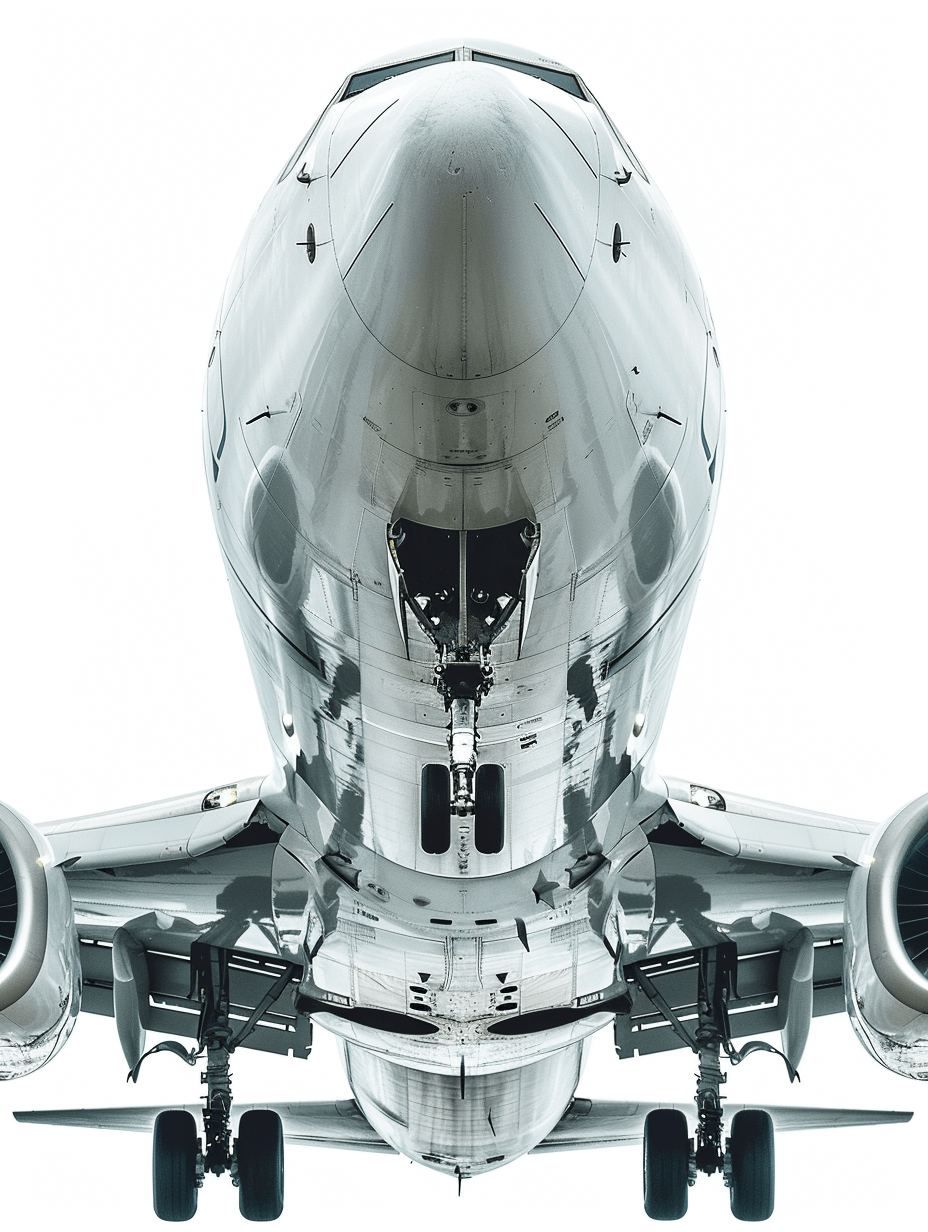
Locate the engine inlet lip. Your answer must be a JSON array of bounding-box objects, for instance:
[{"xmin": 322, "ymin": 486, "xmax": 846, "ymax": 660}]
[
  {"xmin": 867, "ymin": 792, "xmax": 928, "ymax": 1015},
  {"xmin": 0, "ymin": 804, "xmax": 49, "ymax": 1011}
]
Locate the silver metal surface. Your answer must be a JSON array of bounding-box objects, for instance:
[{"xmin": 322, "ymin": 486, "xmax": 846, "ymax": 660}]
[
  {"xmin": 0, "ymin": 802, "xmax": 81, "ymax": 1078},
  {"xmin": 843, "ymin": 796, "xmax": 928, "ymax": 1075},
  {"xmin": 14, "ymin": 1097, "xmax": 911, "ymax": 1153},
  {"xmin": 343, "ymin": 1037, "xmax": 584, "ymax": 1175},
  {"xmin": 38, "ymin": 777, "xmax": 266, "ymax": 869},
  {"xmin": 8, "ymin": 39, "xmax": 922, "ymax": 1188}
]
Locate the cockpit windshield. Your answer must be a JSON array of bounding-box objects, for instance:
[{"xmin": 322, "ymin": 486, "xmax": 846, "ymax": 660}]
[
  {"xmin": 470, "ymin": 50, "xmax": 585, "ymax": 99},
  {"xmin": 343, "ymin": 51, "xmax": 456, "ymax": 99},
  {"xmin": 341, "ymin": 47, "xmax": 586, "ymax": 102}
]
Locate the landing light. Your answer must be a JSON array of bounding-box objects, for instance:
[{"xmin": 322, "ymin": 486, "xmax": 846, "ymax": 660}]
[{"xmin": 203, "ymin": 785, "xmax": 239, "ymax": 810}]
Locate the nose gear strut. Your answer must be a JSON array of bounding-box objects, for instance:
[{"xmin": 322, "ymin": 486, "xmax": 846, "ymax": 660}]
[
  {"xmin": 433, "ymin": 646, "xmax": 494, "ymax": 816},
  {"xmin": 387, "ymin": 518, "xmax": 540, "ymax": 821}
]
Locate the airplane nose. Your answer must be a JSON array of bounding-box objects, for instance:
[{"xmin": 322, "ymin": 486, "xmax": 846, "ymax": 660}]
[{"xmin": 327, "ymin": 63, "xmax": 599, "ymax": 379}]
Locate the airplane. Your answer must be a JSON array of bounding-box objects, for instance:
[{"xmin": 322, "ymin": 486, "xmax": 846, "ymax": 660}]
[{"xmin": 0, "ymin": 36, "xmax": 924, "ymax": 1224}]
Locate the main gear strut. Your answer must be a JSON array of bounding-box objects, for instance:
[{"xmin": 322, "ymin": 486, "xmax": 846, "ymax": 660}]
[
  {"xmin": 131, "ymin": 945, "xmax": 298, "ymax": 1221},
  {"xmin": 634, "ymin": 943, "xmax": 793, "ymax": 1220}
]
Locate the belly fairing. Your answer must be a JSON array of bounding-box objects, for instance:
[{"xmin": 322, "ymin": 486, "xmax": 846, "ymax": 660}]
[{"xmin": 343, "ymin": 1039, "xmax": 584, "ymax": 1175}]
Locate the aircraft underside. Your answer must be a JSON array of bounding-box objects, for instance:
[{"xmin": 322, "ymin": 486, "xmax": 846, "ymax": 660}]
[{"xmin": 2, "ymin": 37, "xmax": 927, "ymax": 1226}]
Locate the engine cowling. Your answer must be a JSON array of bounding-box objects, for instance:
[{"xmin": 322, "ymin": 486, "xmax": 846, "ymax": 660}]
[
  {"xmin": 0, "ymin": 801, "xmax": 80, "ymax": 1078},
  {"xmin": 845, "ymin": 793, "xmax": 928, "ymax": 1078}
]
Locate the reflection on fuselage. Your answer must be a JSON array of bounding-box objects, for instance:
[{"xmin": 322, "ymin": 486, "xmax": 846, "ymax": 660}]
[{"xmin": 205, "ymin": 40, "xmax": 723, "ymax": 1175}]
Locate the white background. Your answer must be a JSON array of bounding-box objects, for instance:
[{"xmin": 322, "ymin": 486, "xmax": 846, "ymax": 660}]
[{"xmin": 1, "ymin": 2, "xmax": 926, "ymax": 1228}]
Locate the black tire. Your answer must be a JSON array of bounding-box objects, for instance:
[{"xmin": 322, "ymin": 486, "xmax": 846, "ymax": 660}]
[
  {"xmin": 420, "ymin": 764, "xmax": 451, "ymax": 853},
  {"xmin": 237, "ymin": 1109, "xmax": 284, "ymax": 1222},
  {"xmin": 643, "ymin": 1108, "xmax": 689, "ymax": 1220},
  {"xmin": 152, "ymin": 1110, "xmax": 198, "ymax": 1222},
  {"xmin": 729, "ymin": 1109, "xmax": 775, "ymax": 1222},
  {"xmin": 475, "ymin": 764, "xmax": 505, "ymax": 854}
]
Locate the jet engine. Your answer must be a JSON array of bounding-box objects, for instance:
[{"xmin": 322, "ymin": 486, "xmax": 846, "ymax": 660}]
[
  {"xmin": 845, "ymin": 793, "xmax": 928, "ymax": 1078},
  {"xmin": 0, "ymin": 801, "xmax": 80, "ymax": 1078}
]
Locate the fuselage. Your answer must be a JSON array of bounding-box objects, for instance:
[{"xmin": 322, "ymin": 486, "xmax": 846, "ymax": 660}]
[{"xmin": 203, "ymin": 40, "xmax": 724, "ymax": 1176}]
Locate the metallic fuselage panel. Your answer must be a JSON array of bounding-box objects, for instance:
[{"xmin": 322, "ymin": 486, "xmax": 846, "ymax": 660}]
[
  {"xmin": 343, "ymin": 1038, "xmax": 585, "ymax": 1174},
  {"xmin": 201, "ymin": 46, "xmax": 725, "ymax": 1174},
  {"xmin": 206, "ymin": 58, "xmax": 721, "ymax": 871}
]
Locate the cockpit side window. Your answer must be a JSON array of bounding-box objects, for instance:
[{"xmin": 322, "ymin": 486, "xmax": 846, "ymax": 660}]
[
  {"xmin": 343, "ymin": 51, "xmax": 457, "ymax": 99},
  {"xmin": 470, "ymin": 51, "xmax": 586, "ymax": 100}
]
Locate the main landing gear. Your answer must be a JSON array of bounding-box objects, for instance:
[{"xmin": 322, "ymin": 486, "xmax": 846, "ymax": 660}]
[
  {"xmin": 637, "ymin": 945, "xmax": 786, "ymax": 1223},
  {"xmin": 642, "ymin": 1107, "xmax": 774, "ymax": 1223},
  {"xmin": 140, "ymin": 945, "xmax": 293, "ymax": 1222},
  {"xmin": 152, "ymin": 1106, "xmax": 284, "ymax": 1223}
]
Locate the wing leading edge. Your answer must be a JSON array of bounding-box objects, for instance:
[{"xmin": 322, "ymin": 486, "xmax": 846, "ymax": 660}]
[{"xmin": 662, "ymin": 776, "xmax": 876, "ymax": 869}]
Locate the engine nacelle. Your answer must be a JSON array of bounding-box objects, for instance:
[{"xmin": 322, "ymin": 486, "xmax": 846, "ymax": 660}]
[
  {"xmin": 845, "ymin": 793, "xmax": 928, "ymax": 1078},
  {"xmin": 0, "ymin": 801, "xmax": 80, "ymax": 1078}
]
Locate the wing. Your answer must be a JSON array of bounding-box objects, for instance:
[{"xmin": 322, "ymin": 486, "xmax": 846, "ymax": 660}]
[
  {"xmin": 34, "ymin": 778, "xmax": 313, "ymax": 1066},
  {"xmin": 14, "ymin": 1097, "xmax": 908, "ymax": 1154},
  {"xmin": 14, "ymin": 1100, "xmax": 395, "ymax": 1152},
  {"xmin": 661, "ymin": 775, "xmax": 876, "ymax": 869},
  {"xmin": 37, "ymin": 771, "xmax": 873, "ymax": 1071},
  {"xmin": 616, "ymin": 776, "xmax": 879, "ymax": 1068},
  {"xmin": 39, "ymin": 776, "xmax": 268, "ymax": 868}
]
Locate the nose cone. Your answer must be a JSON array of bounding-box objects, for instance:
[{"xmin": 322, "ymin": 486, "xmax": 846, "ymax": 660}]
[{"xmin": 328, "ymin": 63, "xmax": 599, "ymax": 378}]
